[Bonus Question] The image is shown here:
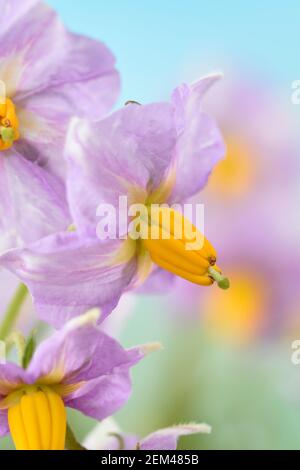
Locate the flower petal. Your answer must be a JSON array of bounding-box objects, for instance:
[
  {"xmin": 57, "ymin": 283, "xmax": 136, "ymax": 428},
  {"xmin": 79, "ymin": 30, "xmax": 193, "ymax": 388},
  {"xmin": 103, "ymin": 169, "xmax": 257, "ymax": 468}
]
[
  {"xmin": 27, "ymin": 309, "xmax": 143, "ymax": 386},
  {"xmin": 0, "ymin": 361, "xmax": 28, "ymax": 436},
  {"xmin": 0, "ymin": 0, "xmax": 38, "ymax": 35},
  {"xmin": 0, "ymin": 151, "xmax": 70, "ymax": 252},
  {"xmin": 170, "ymin": 75, "xmax": 225, "ymax": 201},
  {"xmin": 65, "ymin": 103, "xmax": 177, "ymax": 235},
  {"xmin": 14, "ymin": 96, "xmax": 68, "ymax": 182},
  {"xmin": 1, "ymin": 1, "xmax": 119, "ymax": 112},
  {"xmin": 65, "ymin": 362, "xmax": 139, "ymax": 421},
  {"xmin": 139, "ymin": 423, "xmax": 212, "ymax": 450},
  {"xmin": 136, "ymin": 267, "xmax": 176, "ymax": 294},
  {"xmin": 0, "ymin": 232, "xmax": 137, "ymax": 327},
  {"xmin": 0, "ymin": 362, "xmax": 28, "ymax": 396}
]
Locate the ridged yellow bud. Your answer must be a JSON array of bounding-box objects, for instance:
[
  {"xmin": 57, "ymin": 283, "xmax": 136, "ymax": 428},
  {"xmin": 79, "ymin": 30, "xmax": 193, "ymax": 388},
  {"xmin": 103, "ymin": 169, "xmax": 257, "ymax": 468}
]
[{"xmin": 8, "ymin": 386, "xmax": 66, "ymax": 450}]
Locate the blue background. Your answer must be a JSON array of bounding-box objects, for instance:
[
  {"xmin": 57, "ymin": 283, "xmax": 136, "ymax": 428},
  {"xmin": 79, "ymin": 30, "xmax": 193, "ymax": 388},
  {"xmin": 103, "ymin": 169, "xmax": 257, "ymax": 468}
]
[{"xmin": 47, "ymin": 0, "xmax": 299, "ymax": 105}]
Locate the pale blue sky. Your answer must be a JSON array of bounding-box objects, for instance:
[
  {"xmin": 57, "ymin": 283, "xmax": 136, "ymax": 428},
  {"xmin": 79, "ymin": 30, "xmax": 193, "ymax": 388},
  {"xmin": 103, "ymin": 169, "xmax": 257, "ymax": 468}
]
[{"xmin": 47, "ymin": 0, "xmax": 299, "ymax": 105}]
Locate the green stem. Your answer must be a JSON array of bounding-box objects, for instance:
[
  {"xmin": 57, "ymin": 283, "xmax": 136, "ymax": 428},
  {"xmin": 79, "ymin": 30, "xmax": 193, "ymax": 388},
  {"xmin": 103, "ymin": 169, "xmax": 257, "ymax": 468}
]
[
  {"xmin": 65, "ymin": 424, "xmax": 87, "ymax": 451},
  {"xmin": 208, "ymin": 267, "xmax": 230, "ymax": 290},
  {"xmin": 0, "ymin": 283, "xmax": 28, "ymax": 340}
]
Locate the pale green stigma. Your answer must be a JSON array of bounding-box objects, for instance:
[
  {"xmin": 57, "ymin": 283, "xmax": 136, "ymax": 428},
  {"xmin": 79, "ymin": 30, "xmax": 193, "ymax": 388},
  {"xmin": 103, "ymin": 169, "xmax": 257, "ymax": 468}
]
[
  {"xmin": 0, "ymin": 126, "xmax": 15, "ymax": 143},
  {"xmin": 208, "ymin": 266, "xmax": 230, "ymax": 290}
]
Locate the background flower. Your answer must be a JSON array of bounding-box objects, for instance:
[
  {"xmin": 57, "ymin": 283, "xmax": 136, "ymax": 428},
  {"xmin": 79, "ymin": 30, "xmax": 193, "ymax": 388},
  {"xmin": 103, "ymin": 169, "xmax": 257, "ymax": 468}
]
[{"xmin": 84, "ymin": 418, "xmax": 211, "ymax": 450}]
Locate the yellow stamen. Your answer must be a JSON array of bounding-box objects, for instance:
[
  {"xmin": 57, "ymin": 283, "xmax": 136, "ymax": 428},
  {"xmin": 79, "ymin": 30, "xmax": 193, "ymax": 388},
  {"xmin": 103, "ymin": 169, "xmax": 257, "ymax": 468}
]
[
  {"xmin": 0, "ymin": 97, "xmax": 19, "ymax": 151},
  {"xmin": 142, "ymin": 207, "xmax": 229, "ymax": 288},
  {"xmin": 7, "ymin": 386, "xmax": 66, "ymax": 450}
]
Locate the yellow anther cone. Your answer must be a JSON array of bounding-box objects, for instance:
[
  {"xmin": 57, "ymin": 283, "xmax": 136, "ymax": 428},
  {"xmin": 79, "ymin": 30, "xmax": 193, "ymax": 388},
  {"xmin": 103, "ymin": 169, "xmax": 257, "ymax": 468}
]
[
  {"xmin": 142, "ymin": 207, "xmax": 229, "ymax": 289},
  {"xmin": 8, "ymin": 388, "xmax": 66, "ymax": 450}
]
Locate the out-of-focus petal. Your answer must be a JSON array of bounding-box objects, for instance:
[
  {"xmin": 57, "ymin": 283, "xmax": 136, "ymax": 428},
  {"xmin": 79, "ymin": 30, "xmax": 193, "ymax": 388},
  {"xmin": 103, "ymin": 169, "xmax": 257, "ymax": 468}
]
[
  {"xmin": 0, "ymin": 0, "xmax": 38, "ymax": 35},
  {"xmin": 0, "ymin": 1, "xmax": 120, "ymax": 112},
  {"xmin": 139, "ymin": 423, "xmax": 211, "ymax": 450},
  {"xmin": 84, "ymin": 418, "xmax": 138, "ymax": 450},
  {"xmin": 14, "ymin": 95, "xmax": 68, "ymax": 181}
]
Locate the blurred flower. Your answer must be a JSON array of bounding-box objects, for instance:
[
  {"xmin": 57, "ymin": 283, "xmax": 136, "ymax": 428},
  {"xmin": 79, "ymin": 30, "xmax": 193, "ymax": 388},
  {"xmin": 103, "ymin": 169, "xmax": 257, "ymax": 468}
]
[
  {"xmin": 84, "ymin": 417, "xmax": 211, "ymax": 450},
  {"xmin": 0, "ymin": 309, "xmax": 154, "ymax": 450},
  {"xmin": 0, "ymin": 75, "xmax": 226, "ymax": 327},
  {"xmin": 173, "ymin": 73, "xmax": 300, "ymax": 344},
  {"xmin": 0, "ymin": 0, "xmax": 119, "ymax": 252}
]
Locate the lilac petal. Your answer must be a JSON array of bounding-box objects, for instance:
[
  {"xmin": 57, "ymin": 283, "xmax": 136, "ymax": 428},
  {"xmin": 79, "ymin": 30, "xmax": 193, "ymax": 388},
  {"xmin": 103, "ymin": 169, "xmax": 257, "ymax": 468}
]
[
  {"xmin": 65, "ymin": 103, "xmax": 177, "ymax": 235},
  {"xmin": 170, "ymin": 75, "xmax": 225, "ymax": 202},
  {"xmin": 0, "ymin": 0, "xmax": 38, "ymax": 34},
  {"xmin": 65, "ymin": 344, "xmax": 146, "ymax": 420},
  {"xmin": 66, "ymin": 366, "xmax": 134, "ymax": 421},
  {"xmin": 1, "ymin": 1, "xmax": 119, "ymax": 111},
  {"xmin": 27, "ymin": 310, "xmax": 143, "ymax": 385},
  {"xmin": 0, "ymin": 362, "xmax": 28, "ymax": 396},
  {"xmin": 15, "ymin": 77, "xmax": 120, "ymax": 182},
  {"xmin": 0, "ymin": 232, "xmax": 137, "ymax": 327},
  {"xmin": 14, "ymin": 94, "xmax": 69, "ymax": 182},
  {"xmin": 0, "ymin": 151, "xmax": 70, "ymax": 253},
  {"xmin": 0, "ymin": 361, "xmax": 28, "ymax": 436},
  {"xmin": 137, "ymin": 267, "xmax": 175, "ymax": 294},
  {"xmin": 139, "ymin": 423, "xmax": 212, "ymax": 450}
]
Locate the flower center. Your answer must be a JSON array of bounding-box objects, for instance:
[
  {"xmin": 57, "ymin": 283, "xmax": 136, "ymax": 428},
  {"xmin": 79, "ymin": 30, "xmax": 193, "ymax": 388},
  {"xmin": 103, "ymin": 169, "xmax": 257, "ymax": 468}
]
[
  {"xmin": 7, "ymin": 385, "xmax": 66, "ymax": 450},
  {"xmin": 0, "ymin": 97, "xmax": 19, "ymax": 151},
  {"xmin": 141, "ymin": 207, "xmax": 229, "ymax": 288}
]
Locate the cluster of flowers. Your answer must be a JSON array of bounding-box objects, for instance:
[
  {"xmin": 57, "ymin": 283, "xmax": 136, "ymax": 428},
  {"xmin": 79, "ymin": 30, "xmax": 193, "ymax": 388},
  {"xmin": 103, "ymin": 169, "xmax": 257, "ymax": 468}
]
[{"xmin": 0, "ymin": 0, "xmax": 227, "ymax": 450}]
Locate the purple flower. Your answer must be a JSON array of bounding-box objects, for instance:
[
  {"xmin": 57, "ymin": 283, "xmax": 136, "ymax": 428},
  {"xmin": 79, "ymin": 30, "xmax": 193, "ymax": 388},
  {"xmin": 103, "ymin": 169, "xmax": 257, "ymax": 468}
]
[
  {"xmin": 0, "ymin": 0, "xmax": 119, "ymax": 252},
  {"xmin": 84, "ymin": 419, "xmax": 211, "ymax": 450},
  {"xmin": 0, "ymin": 74, "xmax": 226, "ymax": 327},
  {"xmin": 0, "ymin": 309, "xmax": 153, "ymax": 450}
]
